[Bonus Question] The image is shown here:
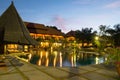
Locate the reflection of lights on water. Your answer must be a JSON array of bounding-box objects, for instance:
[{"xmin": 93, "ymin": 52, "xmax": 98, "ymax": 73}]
[
  {"xmin": 95, "ymin": 57, "xmax": 99, "ymax": 64},
  {"xmin": 38, "ymin": 59, "xmax": 41, "ymax": 66},
  {"xmin": 71, "ymin": 54, "xmax": 76, "ymax": 67},
  {"xmin": 51, "ymin": 47, "xmax": 53, "ymax": 53},
  {"xmin": 105, "ymin": 57, "xmax": 107, "ymax": 61},
  {"xmin": 45, "ymin": 58, "xmax": 49, "ymax": 67},
  {"xmin": 53, "ymin": 51, "xmax": 58, "ymax": 57},
  {"xmin": 38, "ymin": 51, "xmax": 49, "ymax": 66},
  {"xmin": 38, "ymin": 51, "xmax": 42, "ymax": 66},
  {"xmin": 37, "ymin": 51, "xmax": 42, "ymax": 65},
  {"xmin": 40, "ymin": 51, "xmax": 43, "ymax": 58},
  {"xmin": 73, "ymin": 54, "xmax": 76, "ymax": 67},
  {"xmin": 77, "ymin": 55, "xmax": 80, "ymax": 60},
  {"xmin": 45, "ymin": 52, "xmax": 49, "ymax": 66},
  {"xmin": 60, "ymin": 52, "xmax": 62, "ymax": 67},
  {"xmin": 53, "ymin": 58, "xmax": 57, "ymax": 67},
  {"xmin": 95, "ymin": 56, "xmax": 105, "ymax": 64},
  {"xmin": 29, "ymin": 50, "xmax": 105, "ymax": 67},
  {"xmin": 45, "ymin": 52, "xmax": 48, "ymax": 58},
  {"xmin": 28, "ymin": 54, "xmax": 32, "ymax": 61},
  {"xmin": 71, "ymin": 56, "xmax": 74, "ymax": 67},
  {"xmin": 53, "ymin": 51, "xmax": 58, "ymax": 67}
]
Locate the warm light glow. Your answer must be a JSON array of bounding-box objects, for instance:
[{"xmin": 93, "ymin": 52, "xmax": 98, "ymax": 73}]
[
  {"xmin": 95, "ymin": 57, "xmax": 99, "ymax": 64},
  {"xmin": 45, "ymin": 42, "xmax": 49, "ymax": 46},
  {"xmin": 53, "ymin": 43, "xmax": 62, "ymax": 47},
  {"xmin": 40, "ymin": 51, "xmax": 43, "ymax": 58},
  {"xmin": 79, "ymin": 43, "xmax": 82, "ymax": 47},
  {"xmin": 66, "ymin": 37, "xmax": 75, "ymax": 41},
  {"xmin": 105, "ymin": 57, "xmax": 107, "ymax": 61},
  {"xmin": 71, "ymin": 56, "xmax": 74, "ymax": 67},
  {"xmin": 95, "ymin": 36, "xmax": 99, "ymax": 40},
  {"xmin": 89, "ymin": 43, "xmax": 93, "ymax": 46},
  {"xmin": 24, "ymin": 45, "xmax": 28, "ymax": 51},
  {"xmin": 53, "ymin": 51, "xmax": 58, "ymax": 57},
  {"xmin": 45, "ymin": 58, "xmax": 49, "ymax": 67},
  {"xmin": 37, "ymin": 59, "xmax": 41, "ymax": 66},
  {"xmin": 41, "ymin": 42, "xmax": 49, "ymax": 47},
  {"xmin": 37, "ymin": 51, "xmax": 43, "ymax": 66},
  {"xmin": 84, "ymin": 43, "xmax": 87, "ymax": 46},
  {"xmin": 30, "ymin": 33, "xmax": 64, "ymax": 41},
  {"xmin": 45, "ymin": 51, "xmax": 49, "ymax": 66},
  {"xmin": 71, "ymin": 53, "xmax": 76, "ymax": 67},
  {"xmin": 52, "ymin": 51, "xmax": 58, "ymax": 67},
  {"xmin": 59, "ymin": 52, "xmax": 62, "ymax": 67},
  {"xmin": 53, "ymin": 57, "xmax": 57, "ymax": 67},
  {"xmin": 7, "ymin": 44, "xmax": 18, "ymax": 50},
  {"xmin": 45, "ymin": 51, "xmax": 49, "ymax": 58},
  {"xmin": 28, "ymin": 54, "xmax": 32, "ymax": 61}
]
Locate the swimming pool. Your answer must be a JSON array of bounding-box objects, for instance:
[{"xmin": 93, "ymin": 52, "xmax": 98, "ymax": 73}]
[{"xmin": 20, "ymin": 50, "xmax": 106, "ymax": 67}]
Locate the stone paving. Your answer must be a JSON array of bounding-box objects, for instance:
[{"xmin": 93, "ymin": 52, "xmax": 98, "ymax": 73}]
[{"xmin": 0, "ymin": 55, "xmax": 119, "ymax": 80}]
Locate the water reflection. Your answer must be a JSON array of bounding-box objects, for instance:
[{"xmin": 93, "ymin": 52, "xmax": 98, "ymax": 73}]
[
  {"xmin": 27, "ymin": 50, "xmax": 106, "ymax": 67},
  {"xmin": 37, "ymin": 51, "xmax": 49, "ymax": 66},
  {"xmin": 71, "ymin": 52, "xmax": 76, "ymax": 67},
  {"xmin": 95, "ymin": 57, "xmax": 99, "ymax": 64},
  {"xmin": 59, "ymin": 52, "xmax": 62, "ymax": 67}
]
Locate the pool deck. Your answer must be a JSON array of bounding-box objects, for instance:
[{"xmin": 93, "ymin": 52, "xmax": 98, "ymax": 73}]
[{"xmin": 0, "ymin": 55, "xmax": 119, "ymax": 80}]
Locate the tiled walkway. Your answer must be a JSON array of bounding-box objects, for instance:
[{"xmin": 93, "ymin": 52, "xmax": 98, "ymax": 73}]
[{"xmin": 0, "ymin": 55, "xmax": 119, "ymax": 80}]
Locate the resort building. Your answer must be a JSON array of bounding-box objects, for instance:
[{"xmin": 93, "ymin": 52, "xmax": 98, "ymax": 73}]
[
  {"xmin": 65, "ymin": 30, "xmax": 93, "ymax": 48},
  {"xmin": 25, "ymin": 22, "xmax": 65, "ymax": 48},
  {"xmin": 65, "ymin": 30, "xmax": 76, "ymax": 42}
]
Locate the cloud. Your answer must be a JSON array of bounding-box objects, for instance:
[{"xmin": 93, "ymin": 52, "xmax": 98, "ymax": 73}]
[
  {"xmin": 50, "ymin": 15, "xmax": 67, "ymax": 32},
  {"xmin": 104, "ymin": 0, "xmax": 120, "ymax": 8}
]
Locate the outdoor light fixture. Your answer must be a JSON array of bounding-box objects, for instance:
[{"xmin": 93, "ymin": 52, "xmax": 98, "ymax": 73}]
[{"xmin": 95, "ymin": 36, "xmax": 99, "ymax": 40}]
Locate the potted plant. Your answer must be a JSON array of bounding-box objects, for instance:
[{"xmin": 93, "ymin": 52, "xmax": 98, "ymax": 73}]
[{"xmin": 105, "ymin": 47, "xmax": 120, "ymax": 76}]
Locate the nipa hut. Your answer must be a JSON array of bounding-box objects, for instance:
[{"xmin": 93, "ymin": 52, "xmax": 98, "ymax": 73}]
[{"xmin": 0, "ymin": 2, "xmax": 38, "ymax": 54}]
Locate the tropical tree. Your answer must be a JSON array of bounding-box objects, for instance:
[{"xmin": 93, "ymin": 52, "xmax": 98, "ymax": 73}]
[
  {"xmin": 112, "ymin": 24, "xmax": 120, "ymax": 46},
  {"xmin": 75, "ymin": 28, "xmax": 97, "ymax": 47},
  {"xmin": 95, "ymin": 25, "xmax": 111, "ymax": 53},
  {"xmin": 105, "ymin": 24, "xmax": 120, "ymax": 47},
  {"xmin": 99, "ymin": 25, "xmax": 108, "ymax": 36}
]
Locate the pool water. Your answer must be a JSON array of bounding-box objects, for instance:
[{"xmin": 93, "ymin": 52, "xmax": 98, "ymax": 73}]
[{"xmin": 22, "ymin": 50, "xmax": 106, "ymax": 67}]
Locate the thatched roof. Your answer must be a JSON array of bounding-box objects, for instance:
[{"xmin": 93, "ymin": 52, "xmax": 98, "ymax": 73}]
[
  {"xmin": 25, "ymin": 22, "xmax": 64, "ymax": 36},
  {"xmin": 65, "ymin": 30, "xmax": 76, "ymax": 37},
  {"xmin": 0, "ymin": 2, "xmax": 38, "ymax": 45}
]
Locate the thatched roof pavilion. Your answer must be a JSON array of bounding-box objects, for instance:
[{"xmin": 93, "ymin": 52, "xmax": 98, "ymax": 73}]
[{"xmin": 0, "ymin": 2, "xmax": 38, "ymax": 54}]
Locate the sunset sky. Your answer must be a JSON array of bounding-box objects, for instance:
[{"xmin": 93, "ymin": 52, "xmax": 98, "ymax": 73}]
[{"xmin": 0, "ymin": 0, "xmax": 120, "ymax": 33}]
